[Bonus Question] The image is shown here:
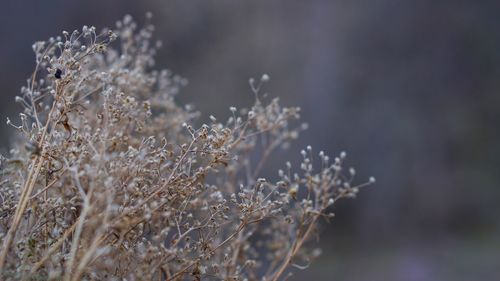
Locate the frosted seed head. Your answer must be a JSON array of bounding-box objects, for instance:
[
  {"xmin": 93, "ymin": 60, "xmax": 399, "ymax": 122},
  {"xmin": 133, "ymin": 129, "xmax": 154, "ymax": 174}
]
[
  {"xmin": 300, "ymin": 150, "xmax": 307, "ymax": 157},
  {"xmin": 349, "ymin": 168, "xmax": 356, "ymax": 175},
  {"xmin": 261, "ymin": 73, "xmax": 270, "ymax": 82}
]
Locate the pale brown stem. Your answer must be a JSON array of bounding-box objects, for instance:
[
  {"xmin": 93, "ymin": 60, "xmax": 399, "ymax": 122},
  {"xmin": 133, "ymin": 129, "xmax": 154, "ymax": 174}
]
[
  {"xmin": 270, "ymin": 215, "xmax": 319, "ymax": 281},
  {"xmin": 0, "ymin": 83, "xmax": 62, "ymax": 273},
  {"xmin": 30, "ymin": 221, "xmax": 77, "ymax": 275},
  {"xmin": 167, "ymin": 222, "xmax": 247, "ymax": 281}
]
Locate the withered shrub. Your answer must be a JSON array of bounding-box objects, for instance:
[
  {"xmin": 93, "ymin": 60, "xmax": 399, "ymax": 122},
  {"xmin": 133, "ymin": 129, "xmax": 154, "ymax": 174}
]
[{"xmin": 0, "ymin": 15, "xmax": 374, "ymax": 281}]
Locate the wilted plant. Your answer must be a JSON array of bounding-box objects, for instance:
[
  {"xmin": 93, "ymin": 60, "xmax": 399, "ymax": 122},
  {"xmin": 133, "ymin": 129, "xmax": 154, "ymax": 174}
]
[{"xmin": 0, "ymin": 15, "xmax": 374, "ymax": 281}]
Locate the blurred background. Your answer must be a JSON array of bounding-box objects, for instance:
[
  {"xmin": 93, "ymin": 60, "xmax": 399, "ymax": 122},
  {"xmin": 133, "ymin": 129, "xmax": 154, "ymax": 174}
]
[{"xmin": 1, "ymin": 1, "xmax": 499, "ymax": 280}]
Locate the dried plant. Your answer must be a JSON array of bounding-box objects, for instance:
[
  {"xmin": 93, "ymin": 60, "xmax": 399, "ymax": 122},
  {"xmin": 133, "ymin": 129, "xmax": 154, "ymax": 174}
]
[{"xmin": 0, "ymin": 15, "xmax": 374, "ymax": 281}]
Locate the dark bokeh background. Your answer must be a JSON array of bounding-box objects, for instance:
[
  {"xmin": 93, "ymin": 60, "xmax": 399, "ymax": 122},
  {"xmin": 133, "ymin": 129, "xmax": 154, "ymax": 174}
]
[{"xmin": 1, "ymin": 1, "xmax": 499, "ymax": 280}]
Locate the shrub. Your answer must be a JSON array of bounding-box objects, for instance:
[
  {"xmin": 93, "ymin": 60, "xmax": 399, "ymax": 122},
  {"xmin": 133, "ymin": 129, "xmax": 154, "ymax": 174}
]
[{"xmin": 0, "ymin": 15, "xmax": 374, "ymax": 281}]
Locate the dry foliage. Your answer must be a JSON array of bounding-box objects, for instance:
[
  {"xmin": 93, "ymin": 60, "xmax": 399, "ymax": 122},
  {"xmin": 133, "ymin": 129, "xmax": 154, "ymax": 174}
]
[{"xmin": 0, "ymin": 15, "xmax": 374, "ymax": 281}]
